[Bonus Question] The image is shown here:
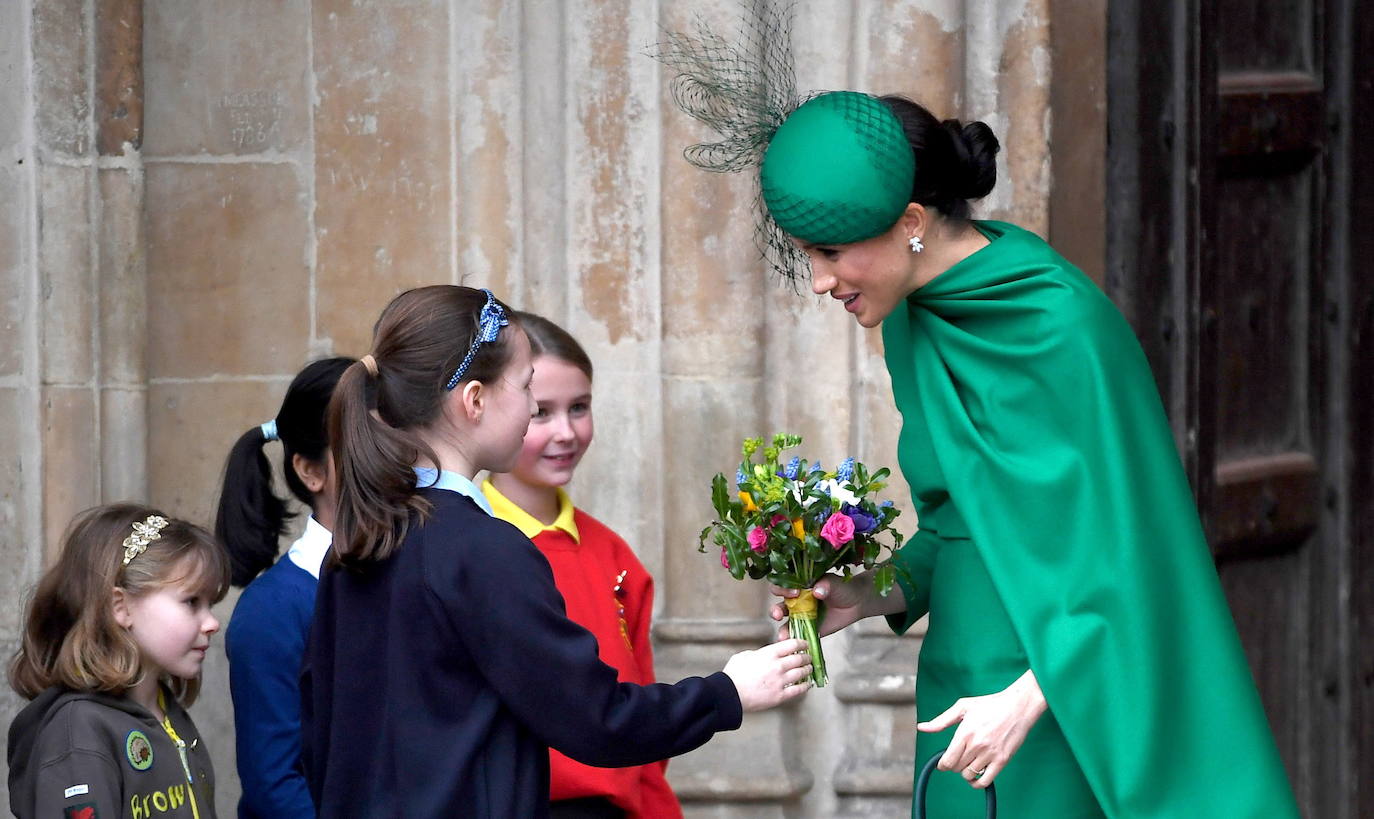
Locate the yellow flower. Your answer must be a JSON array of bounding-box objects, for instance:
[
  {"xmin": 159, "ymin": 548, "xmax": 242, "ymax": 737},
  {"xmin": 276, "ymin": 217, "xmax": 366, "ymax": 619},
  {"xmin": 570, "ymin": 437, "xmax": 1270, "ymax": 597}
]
[
  {"xmin": 739, "ymin": 492, "xmax": 759, "ymax": 513},
  {"xmin": 792, "ymin": 518, "xmax": 805, "ymax": 539}
]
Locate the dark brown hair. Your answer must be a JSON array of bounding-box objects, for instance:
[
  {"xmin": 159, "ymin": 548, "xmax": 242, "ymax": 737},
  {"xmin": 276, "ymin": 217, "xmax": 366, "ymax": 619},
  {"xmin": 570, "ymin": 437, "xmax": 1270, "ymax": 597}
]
[
  {"xmin": 9, "ymin": 503, "xmax": 231, "ymax": 706},
  {"xmin": 512, "ymin": 311, "xmax": 593, "ymax": 381},
  {"xmin": 329, "ymin": 286, "xmax": 519, "ymax": 566},
  {"xmin": 878, "ymin": 95, "xmax": 1001, "ymax": 220}
]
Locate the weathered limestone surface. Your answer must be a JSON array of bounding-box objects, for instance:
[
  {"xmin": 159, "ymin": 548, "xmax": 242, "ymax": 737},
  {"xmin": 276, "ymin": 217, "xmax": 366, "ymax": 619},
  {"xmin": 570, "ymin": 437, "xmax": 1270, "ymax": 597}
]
[
  {"xmin": 0, "ymin": 0, "xmax": 158, "ymax": 810},
  {"xmin": 0, "ymin": 12, "xmax": 29, "ymax": 378},
  {"xmin": 453, "ymin": 0, "xmax": 523, "ymax": 297},
  {"xmin": 97, "ymin": 168, "xmax": 148, "ymax": 502},
  {"xmin": 31, "ymin": 0, "xmax": 90, "ymax": 159},
  {"xmin": 39, "ymin": 388, "xmax": 98, "ymax": 563},
  {"xmin": 0, "ymin": 1, "xmax": 1102, "ymax": 815},
  {"xmin": 314, "ymin": 0, "xmax": 452, "ymax": 356},
  {"xmin": 147, "ymin": 380, "xmax": 290, "ymax": 525},
  {"xmin": 95, "ymin": 0, "xmax": 142, "ymax": 156},
  {"xmin": 0, "ymin": 2, "xmax": 42, "ymax": 803},
  {"xmin": 97, "ymin": 170, "xmax": 144, "ymax": 385},
  {"xmin": 145, "ymin": 163, "xmax": 310, "ymax": 379},
  {"xmin": 0, "ymin": 165, "xmax": 26, "ymax": 379},
  {"xmin": 37, "ymin": 166, "xmax": 93, "ymax": 386},
  {"xmin": 143, "ymin": 0, "xmax": 310, "ymax": 157}
]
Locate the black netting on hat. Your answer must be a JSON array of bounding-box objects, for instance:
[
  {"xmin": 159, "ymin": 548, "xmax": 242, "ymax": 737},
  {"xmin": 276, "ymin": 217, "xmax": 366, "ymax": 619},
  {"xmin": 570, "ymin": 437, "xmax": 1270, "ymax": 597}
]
[
  {"xmin": 839, "ymin": 92, "xmax": 917, "ymax": 187},
  {"xmin": 757, "ymin": 91, "xmax": 916, "ymax": 246},
  {"xmin": 650, "ymin": 1, "xmax": 812, "ymax": 287},
  {"xmin": 761, "ymin": 192, "xmax": 898, "ymax": 246}
]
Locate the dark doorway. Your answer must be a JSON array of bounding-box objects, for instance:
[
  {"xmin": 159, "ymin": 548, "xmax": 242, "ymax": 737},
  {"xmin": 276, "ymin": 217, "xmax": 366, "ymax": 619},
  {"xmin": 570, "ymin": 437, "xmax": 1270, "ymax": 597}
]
[{"xmin": 1106, "ymin": 0, "xmax": 1374, "ymax": 815}]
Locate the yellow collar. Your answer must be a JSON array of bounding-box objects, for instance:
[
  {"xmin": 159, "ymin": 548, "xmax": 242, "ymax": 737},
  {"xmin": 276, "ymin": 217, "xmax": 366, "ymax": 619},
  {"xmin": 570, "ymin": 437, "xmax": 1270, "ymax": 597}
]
[{"xmin": 481, "ymin": 479, "xmax": 580, "ymax": 543}]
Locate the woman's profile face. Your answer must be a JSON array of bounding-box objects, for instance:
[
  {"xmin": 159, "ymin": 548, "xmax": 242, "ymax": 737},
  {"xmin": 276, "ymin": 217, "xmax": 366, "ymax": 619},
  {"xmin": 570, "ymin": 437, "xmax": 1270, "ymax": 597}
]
[{"xmin": 800, "ymin": 222, "xmax": 916, "ymax": 328}]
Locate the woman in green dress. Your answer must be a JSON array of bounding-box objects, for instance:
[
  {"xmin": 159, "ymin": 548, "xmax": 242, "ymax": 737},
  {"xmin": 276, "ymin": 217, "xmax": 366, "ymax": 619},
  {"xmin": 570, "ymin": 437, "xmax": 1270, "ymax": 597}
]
[{"xmin": 746, "ymin": 92, "xmax": 1300, "ymax": 817}]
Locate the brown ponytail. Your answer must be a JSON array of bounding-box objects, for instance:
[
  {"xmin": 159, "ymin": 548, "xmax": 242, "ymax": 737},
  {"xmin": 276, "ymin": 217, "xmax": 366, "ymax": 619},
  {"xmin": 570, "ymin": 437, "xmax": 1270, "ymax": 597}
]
[{"xmin": 328, "ymin": 286, "xmax": 519, "ymax": 567}]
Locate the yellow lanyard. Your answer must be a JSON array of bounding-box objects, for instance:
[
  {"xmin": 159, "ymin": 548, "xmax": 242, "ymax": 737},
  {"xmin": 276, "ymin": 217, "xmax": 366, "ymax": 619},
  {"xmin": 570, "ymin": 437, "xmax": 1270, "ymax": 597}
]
[{"xmin": 156, "ymin": 691, "xmax": 201, "ymax": 819}]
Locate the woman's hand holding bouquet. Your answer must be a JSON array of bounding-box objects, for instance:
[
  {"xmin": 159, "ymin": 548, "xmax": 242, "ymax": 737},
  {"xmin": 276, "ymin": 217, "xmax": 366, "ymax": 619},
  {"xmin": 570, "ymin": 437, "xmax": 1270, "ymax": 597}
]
[{"xmin": 700, "ymin": 434, "xmax": 904, "ymax": 687}]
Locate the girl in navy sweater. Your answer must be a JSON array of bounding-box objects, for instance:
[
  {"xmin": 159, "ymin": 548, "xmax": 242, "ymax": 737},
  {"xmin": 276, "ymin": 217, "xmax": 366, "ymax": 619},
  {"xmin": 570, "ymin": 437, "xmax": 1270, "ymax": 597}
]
[
  {"xmin": 302, "ymin": 286, "xmax": 812, "ymax": 817},
  {"xmin": 215, "ymin": 357, "xmax": 353, "ymax": 818}
]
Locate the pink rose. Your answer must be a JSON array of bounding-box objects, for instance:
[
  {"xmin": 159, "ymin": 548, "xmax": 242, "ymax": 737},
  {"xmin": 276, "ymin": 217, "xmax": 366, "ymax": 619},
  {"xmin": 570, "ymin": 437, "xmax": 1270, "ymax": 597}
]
[
  {"xmin": 819, "ymin": 513, "xmax": 855, "ymax": 548},
  {"xmin": 748, "ymin": 527, "xmax": 769, "ymax": 553},
  {"xmin": 770, "ymin": 514, "xmax": 788, "ymax": 527},
  {"xmin": 720, "ymin": 547, "xmax": 731, "ymax": 568}
]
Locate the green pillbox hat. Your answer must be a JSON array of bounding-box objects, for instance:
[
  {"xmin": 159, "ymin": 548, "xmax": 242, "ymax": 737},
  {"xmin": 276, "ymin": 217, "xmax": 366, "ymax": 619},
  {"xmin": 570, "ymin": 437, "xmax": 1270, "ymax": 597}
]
[{"xmin": 760, "ymin": 91, "xmax": 916, "ymax": 245}]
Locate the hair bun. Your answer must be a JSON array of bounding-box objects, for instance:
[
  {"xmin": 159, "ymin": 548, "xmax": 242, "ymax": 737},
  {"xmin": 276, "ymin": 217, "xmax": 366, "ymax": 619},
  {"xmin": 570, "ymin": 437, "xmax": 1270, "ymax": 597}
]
[{"xmin": 941, "ymin": 119, "xmax": 1000, "ymax": 201}]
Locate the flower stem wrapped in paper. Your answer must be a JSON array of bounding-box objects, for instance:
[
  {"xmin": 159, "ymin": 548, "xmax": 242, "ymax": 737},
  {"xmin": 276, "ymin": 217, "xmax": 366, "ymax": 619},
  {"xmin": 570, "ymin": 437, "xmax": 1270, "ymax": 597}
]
[{"xmin": 699, "ymin": 434, "xmax": 904, "ymax": 687}]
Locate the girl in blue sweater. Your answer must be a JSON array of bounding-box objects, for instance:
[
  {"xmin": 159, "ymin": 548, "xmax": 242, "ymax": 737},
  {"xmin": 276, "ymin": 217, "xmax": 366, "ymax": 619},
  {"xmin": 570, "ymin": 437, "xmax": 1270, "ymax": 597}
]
[{"xmin": 214, "ymin": 357, "xmax": 353, "ymax": 818}]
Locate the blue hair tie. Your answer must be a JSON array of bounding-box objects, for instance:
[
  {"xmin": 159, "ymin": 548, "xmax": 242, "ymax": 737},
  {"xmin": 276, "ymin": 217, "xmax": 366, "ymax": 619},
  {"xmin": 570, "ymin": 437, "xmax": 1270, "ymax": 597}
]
[
  {"xmin": 259, "ymin": 420, "xmax": 279, "ymax": 442},
  {"xmin": 445, "ymin": 289, "xmax": 509, "ymax": 391}
]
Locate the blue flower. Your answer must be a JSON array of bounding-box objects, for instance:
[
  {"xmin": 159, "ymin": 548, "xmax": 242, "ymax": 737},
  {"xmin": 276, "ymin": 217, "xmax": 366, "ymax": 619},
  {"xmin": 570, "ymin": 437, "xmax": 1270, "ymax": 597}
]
[
  {"xmin": 809, "ymin": 460, "xmax": 823, "ymax": 474},
  {"xmin": 783, "ymin": 456, "xmax": 801, "ymax": 480},
  {"xmin": 837, "ymin": 457, "xmax": 855, "ymax": 482},
  {"xmin": 842, "ymin": 503, "xmax": 878, "ymax": 534},
  {"xmin": 880, "ymin": 500, "xmax": 894, "ymax": 508},
  {"xmin": 736, "ymin": 467, "xmax": 748, "ymax": 488}
]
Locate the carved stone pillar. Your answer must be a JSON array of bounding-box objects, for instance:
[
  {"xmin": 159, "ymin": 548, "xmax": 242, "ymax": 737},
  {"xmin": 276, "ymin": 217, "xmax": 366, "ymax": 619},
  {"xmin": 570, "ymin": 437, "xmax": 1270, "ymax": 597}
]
[
  {"xmin": 832, "ymin": 621, "xmax": 923, "ymax": 816},
  {"xmin": 653, "ymin": 3, "xmax": 814, "ymax": 813},
  {"xmin": 1, "ymin": 2, "xmax": 146, "ymax": 813},
  {"xmin": 30, "ymin": 0, "xmax": 148, "ymax": 533},
  {"xmin": 96, "ymin": 0, "xmax": 147, "ymax": 504},
  {"xmin": 0, "ymin": 2, "xmax": 48, "ymax": 771}
]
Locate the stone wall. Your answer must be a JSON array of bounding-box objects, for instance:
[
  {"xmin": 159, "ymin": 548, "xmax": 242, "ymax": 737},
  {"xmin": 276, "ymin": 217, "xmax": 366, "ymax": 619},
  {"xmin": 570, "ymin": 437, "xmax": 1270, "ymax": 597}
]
[{"xmin": 0, "ymin": 1, "xmax": 1104, "ymax": 816}]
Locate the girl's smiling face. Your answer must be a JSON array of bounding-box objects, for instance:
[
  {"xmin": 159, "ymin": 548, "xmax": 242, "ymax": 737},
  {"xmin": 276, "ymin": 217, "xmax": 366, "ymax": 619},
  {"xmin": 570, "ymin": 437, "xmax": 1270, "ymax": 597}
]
[{"xmin": 509, "ymin": 356, "xmax": 594, "ymax": 489}]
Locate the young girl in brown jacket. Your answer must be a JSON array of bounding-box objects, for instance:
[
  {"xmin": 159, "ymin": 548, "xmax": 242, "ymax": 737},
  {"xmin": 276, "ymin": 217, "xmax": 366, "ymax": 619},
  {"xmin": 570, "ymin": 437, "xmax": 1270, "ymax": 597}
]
[{"xmin": 7, "ymin": 504, "xmax": 229, "ymax": 819}]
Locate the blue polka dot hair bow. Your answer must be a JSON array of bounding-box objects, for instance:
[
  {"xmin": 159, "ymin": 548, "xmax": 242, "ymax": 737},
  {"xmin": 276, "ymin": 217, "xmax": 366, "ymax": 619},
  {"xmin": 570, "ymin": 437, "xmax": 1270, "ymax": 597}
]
[{"xmin": 445, "ymin": 289, "xmax": 509, "ymax": 391}]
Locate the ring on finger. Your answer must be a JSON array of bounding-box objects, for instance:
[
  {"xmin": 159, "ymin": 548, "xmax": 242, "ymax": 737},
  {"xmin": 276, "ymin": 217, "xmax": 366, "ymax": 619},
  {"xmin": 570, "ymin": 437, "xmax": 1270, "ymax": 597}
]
[{"xmin": 968, "ymin": 766, "xmax": 987, "ymax": 779}]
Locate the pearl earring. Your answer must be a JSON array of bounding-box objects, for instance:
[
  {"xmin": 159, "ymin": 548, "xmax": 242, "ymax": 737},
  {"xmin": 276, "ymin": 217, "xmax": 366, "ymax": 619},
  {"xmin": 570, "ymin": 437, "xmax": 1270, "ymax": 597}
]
[{"xmin": 908, "ymin": 235, "xmax": 924, "ymax": 253}]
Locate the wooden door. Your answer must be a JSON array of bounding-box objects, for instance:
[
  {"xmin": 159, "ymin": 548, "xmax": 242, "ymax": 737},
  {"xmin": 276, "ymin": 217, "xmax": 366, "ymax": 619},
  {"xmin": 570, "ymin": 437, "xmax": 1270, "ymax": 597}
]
[{"xmin": 1106, "ymin": 0, "xmax": 1373, "ymax": 814}]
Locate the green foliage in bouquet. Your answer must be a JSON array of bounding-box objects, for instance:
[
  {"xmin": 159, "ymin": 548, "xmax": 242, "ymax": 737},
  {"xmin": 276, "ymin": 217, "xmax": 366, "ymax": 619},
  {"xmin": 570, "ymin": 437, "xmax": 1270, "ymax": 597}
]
[{"xmin": 699, "ymin": 433, "xmax": 905, "ymax": 686}]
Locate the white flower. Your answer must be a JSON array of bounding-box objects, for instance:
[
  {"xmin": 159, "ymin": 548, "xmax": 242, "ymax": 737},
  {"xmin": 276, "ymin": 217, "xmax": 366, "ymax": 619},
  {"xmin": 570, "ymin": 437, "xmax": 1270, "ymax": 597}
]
[{"xmin": 814, "ymin": 478, "xmax": 860, "ymax": 508}]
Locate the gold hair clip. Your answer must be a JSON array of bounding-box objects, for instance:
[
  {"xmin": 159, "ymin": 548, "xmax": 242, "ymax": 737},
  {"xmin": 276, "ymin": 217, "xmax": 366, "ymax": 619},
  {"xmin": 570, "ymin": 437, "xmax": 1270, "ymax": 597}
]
[{"xmin": 122, "ymin": 515, "xmax": 170, "ymax": 566}]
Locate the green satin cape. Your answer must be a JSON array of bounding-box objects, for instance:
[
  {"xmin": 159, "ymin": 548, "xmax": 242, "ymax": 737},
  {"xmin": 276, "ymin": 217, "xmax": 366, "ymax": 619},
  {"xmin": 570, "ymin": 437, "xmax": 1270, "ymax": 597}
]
[{"xmin": 881, "ymin": 221, "xmax": 1298, "ymax": 817}]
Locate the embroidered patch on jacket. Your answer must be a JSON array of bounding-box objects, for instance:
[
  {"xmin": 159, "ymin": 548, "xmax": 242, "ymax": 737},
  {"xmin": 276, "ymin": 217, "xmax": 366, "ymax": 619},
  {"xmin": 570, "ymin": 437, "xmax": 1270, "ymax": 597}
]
[
  {"xmin": 124, "ymin": 729, "xmax": 153, "ymax": 771},
  {"xmin": 63, "ymin": 784, "xmax": 90, "ymax": 798},
  {"xmin": 63, "ymin": 802, "xmax": 97, "ymax": 819}
]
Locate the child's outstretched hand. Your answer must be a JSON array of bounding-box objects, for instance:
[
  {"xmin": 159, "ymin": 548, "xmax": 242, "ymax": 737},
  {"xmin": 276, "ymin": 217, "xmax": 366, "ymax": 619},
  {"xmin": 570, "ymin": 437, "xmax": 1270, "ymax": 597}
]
[{"xmin": 722, "ymin": 638, "xmax": 812, "ymax": 711}]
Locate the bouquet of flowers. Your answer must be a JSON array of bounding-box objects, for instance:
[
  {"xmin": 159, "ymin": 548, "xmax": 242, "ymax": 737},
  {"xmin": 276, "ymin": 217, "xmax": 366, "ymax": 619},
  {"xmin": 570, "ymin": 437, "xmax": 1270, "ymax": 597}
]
[{"xmin": 699, "ymin": 433, "xmax": 904, "ymax": 687}]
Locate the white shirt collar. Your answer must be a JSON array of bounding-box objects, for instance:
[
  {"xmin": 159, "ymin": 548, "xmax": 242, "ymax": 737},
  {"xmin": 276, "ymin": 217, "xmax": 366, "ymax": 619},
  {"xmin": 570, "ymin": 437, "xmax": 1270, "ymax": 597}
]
[
  {"xmin": 413, "ymin": 467, "xmax": 494, "ymax": 516},
  {"xmin": 286, "ymin": 516, "xmax": 333, "ymax": 579}
]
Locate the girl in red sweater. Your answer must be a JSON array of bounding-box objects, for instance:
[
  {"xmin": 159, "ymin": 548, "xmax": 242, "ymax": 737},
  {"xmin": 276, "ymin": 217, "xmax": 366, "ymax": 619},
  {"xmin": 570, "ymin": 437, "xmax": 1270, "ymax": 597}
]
[{"xmin": 482, "ymin": 312, "xmax": 681, "ymax": 819}]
